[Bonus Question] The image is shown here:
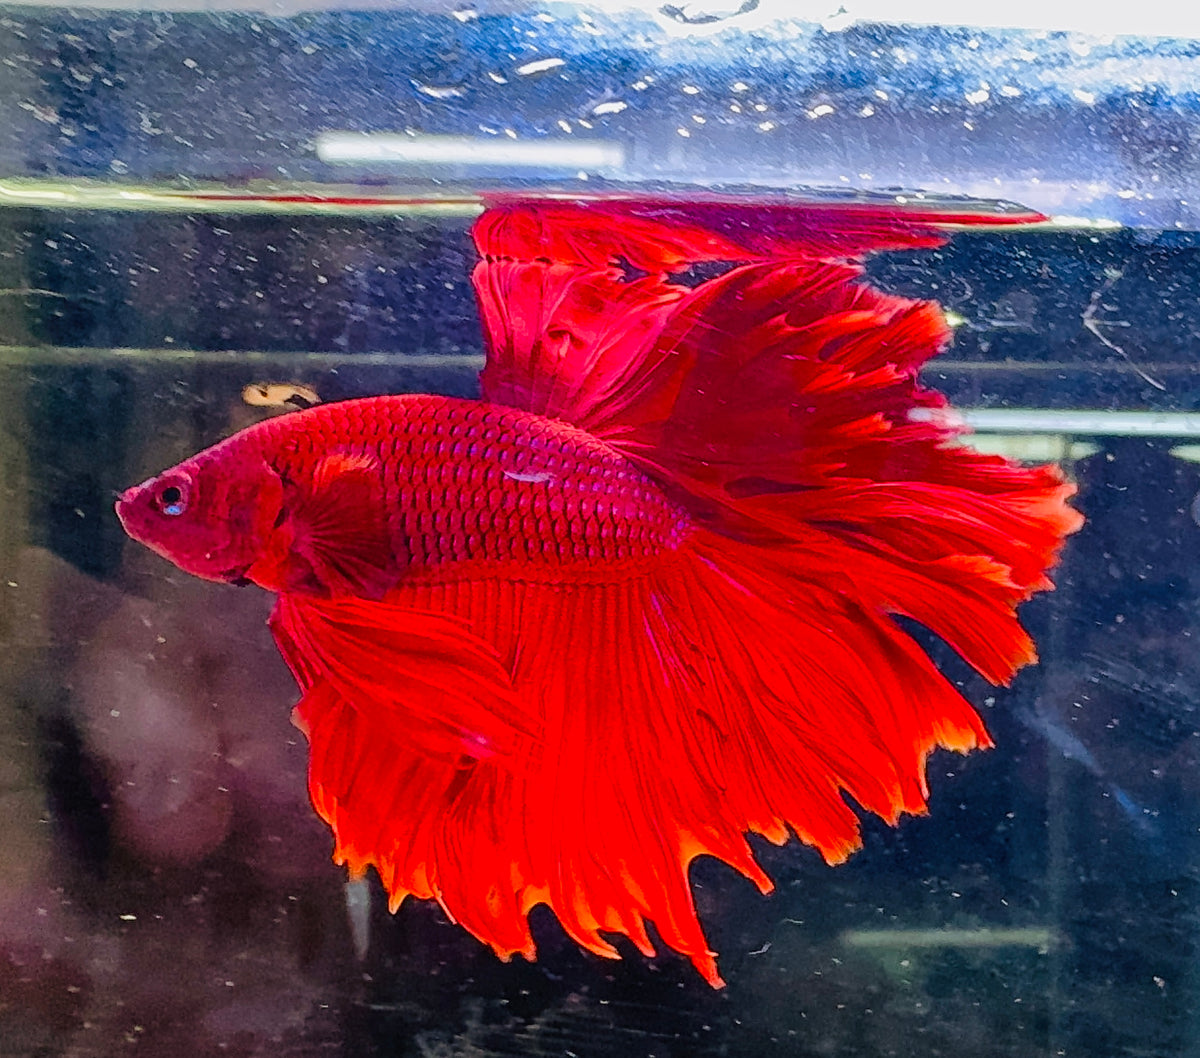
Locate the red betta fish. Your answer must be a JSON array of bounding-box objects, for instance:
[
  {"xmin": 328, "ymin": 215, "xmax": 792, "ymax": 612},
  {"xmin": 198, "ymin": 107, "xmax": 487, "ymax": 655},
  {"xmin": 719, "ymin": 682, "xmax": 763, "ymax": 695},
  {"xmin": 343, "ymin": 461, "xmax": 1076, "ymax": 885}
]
[{"xmin": 116, "ymin": 199, "xmax": 1081, "ymax": 986}]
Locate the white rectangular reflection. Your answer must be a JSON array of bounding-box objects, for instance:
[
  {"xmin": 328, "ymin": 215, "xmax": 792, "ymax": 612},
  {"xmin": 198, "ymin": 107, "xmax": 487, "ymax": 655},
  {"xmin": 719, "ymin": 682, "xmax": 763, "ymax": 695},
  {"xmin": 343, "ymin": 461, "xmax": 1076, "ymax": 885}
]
[
  {"xmin": 842, "ymin": 927, "xmax": 1059, "ymax": 949},
  {"xmin": 316, "ymin": 133, "xmax": 625, "ymax": 173},
  {"xmin": 961, "ymin": 410, "xmax": 1200, "ymax": 436}
]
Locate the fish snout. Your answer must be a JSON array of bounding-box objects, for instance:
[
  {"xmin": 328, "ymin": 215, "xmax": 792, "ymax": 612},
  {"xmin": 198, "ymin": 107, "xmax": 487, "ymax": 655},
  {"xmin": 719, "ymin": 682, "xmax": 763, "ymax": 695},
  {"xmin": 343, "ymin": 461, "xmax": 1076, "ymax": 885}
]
[
  {"xmin": 114, "ymin": 486, "xmax": 137, "ymax": 530},
  {"xmin": 114, "ymin": 480, "xmax": 155, "ymax": 542}
]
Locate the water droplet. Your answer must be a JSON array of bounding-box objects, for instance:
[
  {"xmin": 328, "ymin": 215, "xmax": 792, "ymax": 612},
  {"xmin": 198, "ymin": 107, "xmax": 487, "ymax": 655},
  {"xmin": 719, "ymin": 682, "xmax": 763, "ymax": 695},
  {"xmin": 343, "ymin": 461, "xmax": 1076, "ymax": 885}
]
[
  {"xmin": 515, "ymin": 57, "xmax": 565, "ymax": 76},
  {"xmin": 414, "ymin": 81, "xmax": 467, "ymax": 100}
]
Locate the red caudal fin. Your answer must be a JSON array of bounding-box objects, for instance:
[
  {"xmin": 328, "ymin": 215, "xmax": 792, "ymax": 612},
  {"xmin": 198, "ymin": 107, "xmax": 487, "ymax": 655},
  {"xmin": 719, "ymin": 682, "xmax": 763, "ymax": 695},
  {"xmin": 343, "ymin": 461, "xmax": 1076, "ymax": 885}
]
[
  {"xmin": 611, "ymin": 256, "xmax": 1083, "ymax": 682},
  {"xmin": 472, "ymin": 201, "xmax": 1080, "ymax": 685}
]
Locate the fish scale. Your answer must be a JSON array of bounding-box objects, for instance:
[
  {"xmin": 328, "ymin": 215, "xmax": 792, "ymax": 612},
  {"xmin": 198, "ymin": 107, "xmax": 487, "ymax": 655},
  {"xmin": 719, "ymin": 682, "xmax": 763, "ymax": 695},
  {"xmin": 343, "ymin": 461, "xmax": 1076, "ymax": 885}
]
[{"xmin": 260, "ymin": 393, "xmax": 689, "ymax": 574}]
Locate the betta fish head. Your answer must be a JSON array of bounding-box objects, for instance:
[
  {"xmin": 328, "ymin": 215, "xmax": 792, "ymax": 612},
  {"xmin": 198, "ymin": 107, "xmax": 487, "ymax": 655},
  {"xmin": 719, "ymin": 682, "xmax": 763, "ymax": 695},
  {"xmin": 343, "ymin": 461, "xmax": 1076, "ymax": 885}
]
[{"xmin": 116, "ymin": 438, "xmax": 285, "ymax": 585}]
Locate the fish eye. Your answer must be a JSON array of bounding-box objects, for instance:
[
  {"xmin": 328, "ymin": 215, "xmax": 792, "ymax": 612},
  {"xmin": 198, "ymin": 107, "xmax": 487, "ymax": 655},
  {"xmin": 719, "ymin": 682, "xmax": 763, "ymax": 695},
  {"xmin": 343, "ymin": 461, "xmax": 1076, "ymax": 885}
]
[{"xmin": 155, "ymin": 481, "xmax": 188, "ymax": 517}]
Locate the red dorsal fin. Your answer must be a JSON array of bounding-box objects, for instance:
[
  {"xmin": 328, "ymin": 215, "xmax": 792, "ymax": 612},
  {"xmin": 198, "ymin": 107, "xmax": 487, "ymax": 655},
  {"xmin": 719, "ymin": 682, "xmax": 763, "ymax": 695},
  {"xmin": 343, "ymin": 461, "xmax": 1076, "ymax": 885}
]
[
  {"xmin": 274, "ymin": 451, "xmax": 398, "ymax": 599},
  {"xmin": 473, "ymin": 200, "xmax": 750, "ymax": 272},
  {"xmin": 473, "ymin": 258, "xmax": 685, "ymax": 431},
  {"xmin": 470, "ymin": 199, "xmax": 1025, "ymax": 438},
  {"xmin": 473, "ymin": 202, "xmax": 719, "ymax": 433}
]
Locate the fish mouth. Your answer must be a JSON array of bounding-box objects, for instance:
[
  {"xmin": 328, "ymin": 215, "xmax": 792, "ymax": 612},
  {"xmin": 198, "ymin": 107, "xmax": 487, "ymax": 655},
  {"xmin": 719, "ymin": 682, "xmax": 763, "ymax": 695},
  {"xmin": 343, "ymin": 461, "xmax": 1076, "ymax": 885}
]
[
  {"xmin": 114, "ymin": 487, "xmax": 151, "ymax": 543},
  {"xmin": 113, "ymin": 489, "xmax": 135, "ymax": 529}
]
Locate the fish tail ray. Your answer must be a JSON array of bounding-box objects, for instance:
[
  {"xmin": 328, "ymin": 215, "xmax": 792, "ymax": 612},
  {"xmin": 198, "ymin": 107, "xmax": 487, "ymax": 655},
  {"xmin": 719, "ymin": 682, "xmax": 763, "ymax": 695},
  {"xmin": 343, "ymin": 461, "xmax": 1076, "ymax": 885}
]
[{"xmin": 617, "ymin": 253, "xmax": 1081, "ymax": 686}]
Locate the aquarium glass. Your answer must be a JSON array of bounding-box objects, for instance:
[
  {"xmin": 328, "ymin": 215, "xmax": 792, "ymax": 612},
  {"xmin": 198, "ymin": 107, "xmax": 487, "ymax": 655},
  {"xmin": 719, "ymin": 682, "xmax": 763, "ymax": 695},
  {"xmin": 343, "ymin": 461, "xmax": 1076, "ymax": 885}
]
[{"xmin": 2, "ymin": 3, "xmax": 1200, "ymax": 1057}]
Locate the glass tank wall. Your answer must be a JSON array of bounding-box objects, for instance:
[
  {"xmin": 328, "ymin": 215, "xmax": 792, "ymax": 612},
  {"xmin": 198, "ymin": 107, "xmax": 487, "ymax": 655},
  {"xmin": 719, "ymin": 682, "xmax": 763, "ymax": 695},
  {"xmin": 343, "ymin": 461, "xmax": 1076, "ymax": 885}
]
[{"xmin": 2, "ymin": 3, "xmax": 1200, "ymax": 1057}]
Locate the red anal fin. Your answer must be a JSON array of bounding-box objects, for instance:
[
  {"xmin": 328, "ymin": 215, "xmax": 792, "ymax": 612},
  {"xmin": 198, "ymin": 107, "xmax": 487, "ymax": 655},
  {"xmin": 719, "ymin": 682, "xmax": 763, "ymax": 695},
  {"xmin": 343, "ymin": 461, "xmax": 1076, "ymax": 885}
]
[
  {"xmin": 283, "ymin": 546, "xmax": 1006, "ymax": 989},
  {"xmin": 270, "ymin": 593, "xmax": 538, "ymax": 766}
]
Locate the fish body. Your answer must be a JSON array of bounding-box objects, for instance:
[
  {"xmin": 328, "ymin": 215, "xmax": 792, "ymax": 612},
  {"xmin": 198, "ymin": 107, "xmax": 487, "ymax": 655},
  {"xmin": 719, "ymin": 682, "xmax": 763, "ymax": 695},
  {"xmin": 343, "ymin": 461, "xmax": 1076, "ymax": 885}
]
[
  {"xmin": 116, "ymin": 199, "xmax": 1081, "ymax": 986},
  {"xmin": 119, "ymin": 394, "xmax": 686, "ymax": 592}
]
